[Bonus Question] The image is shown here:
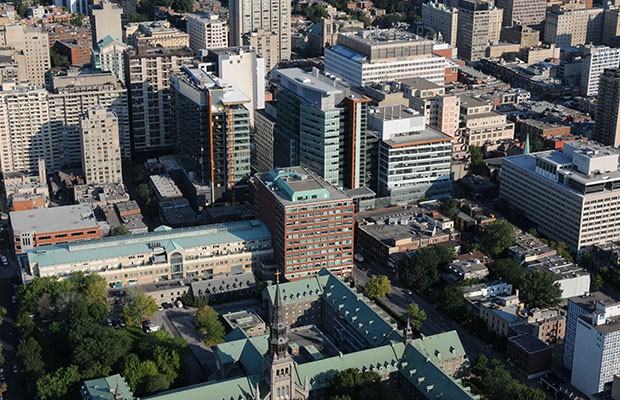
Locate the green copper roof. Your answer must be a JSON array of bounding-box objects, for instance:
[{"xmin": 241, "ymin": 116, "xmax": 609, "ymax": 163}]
[
  {"xmin": 82, "ymin": 374, "xmax": 134, "ymax": 400},
  {"xmin": 144, "ymin": 375, "xmax": 261, "ymax": 400},
  {"xmin": 411, "ymin": 331, "xmax": 467, "ymax": 365},
  {"xmin": 215, "ymin": 335, "xmax": 268, "ymax": 376}
]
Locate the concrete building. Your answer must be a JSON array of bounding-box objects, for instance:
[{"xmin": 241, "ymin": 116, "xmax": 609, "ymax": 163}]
[
  {"xmin": 445, "ymin": 259, "xmax": 489, "ymax": 282},
  {"xmin": 496, "ymin": 0, "xmax": 547, "ymax": 27},
  {"xmin": 479, "ymin": 293, "xmax": 527, "ymax": 337},
  {"xmin": 125, "ymin": 21, "xmax": 189, "ymax": 49},
  {"xmin": 2, "ymin": 24, "xmax": 50, "ymax": 86},
  {"xmin": 26, "ymin": 220, "xmax": 273, "ymax": 287},
  {"xmin": 544, "ymin": 8, "xmax": 604, "ymax": 48},
  {"xmin": 500, "ymin": 141, "xmax": 620, "ymax": 250},
  {"xmin": 603, "ymin": 7, "xmax": 620, "ymax": 46},
  {"xmin": 369, "ymin": 105, "xmax": 453, "ymax": 203},
  {"xmin": 422, "ymin": 2, "xmax": 459, "ymax": 47},
  {"xmin": 456, "ymin": 0, "xmax": 503, "ymax": 61},
  {"xmin": 594, "ymin": 68, "xmax": 620, "ymax": 147},
  {"xmin": 324, "ymin": 30, "xmax": 446, "ymax": 87},
  {"xmin": 89, "ymin": 1, "xmax": 122, "ymax": 45},
  {"xmin": 273, "ymin": 68, "xmax": 374, "ymax": 190},
  {"xmin": 80, "ymin": 107, "xmax": 122, "ymax": 186},
  {"xmin": 202, "ymin": 46, "xmax": 265, "ymax": 125},
  {"xmin": 580, "ymin": 45, "xmax": 620, "ymax": 97},
  {"xmin": 171, "ymin": 66, "xmax": 251, "ymax": 203},
  {"xmin": 53, "ymin": 39, "xmax": 92, "ymax": 66},
  {"xmin": 571, "ymin": 295, "xmax": 620, "ymax": 395},
  {"xmin": 242, "ymin": 28, "xmax": 279, "ymax": 71},
  {"xmin": 508, "ymin": 231, "xmax": 557, "ymax": 264},
  {"xmin": 187, "ymin": 13, "xmax": 228, "ymax": 52},
  {"xmin": 11, "ymin": 204, "xmax": 102, "ymax": 253},
  {"xmin": 254, "ymin": 105, "xmax": 276, "ymax": 172},
  {"xmin": 459, "ymin": 96, "xmax": 514, "ymax": 150},
  {"xmin": 252, "ymin": 167, "xmax": 355, "ymax": 281},
  {"xmin": 92, "ymin": 35, "xmax": 128, "ymax": 84},
  {"xmin": 526, "ymin": 254, "xmax": 590, "ymax": 298},
  {"xmin": 125, "ymin": 45, "xmax": 194, "ymax": 155},
  {"xmin": 506, "ymin": 334, "xmax": 552, "ymax": 379},
  {"xmin": 229, "ymin": 0, "xmax": 291, "ymax": 63}
]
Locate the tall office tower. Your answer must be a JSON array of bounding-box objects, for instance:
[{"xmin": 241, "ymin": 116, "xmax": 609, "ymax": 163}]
[
  {"xmin": 0, "ymin": 88, "xmax": 54, "ymax": 175},
  {"xmin": 569, "ymin": 294, "xmax": 620, "ymax": 395},
  {"xmin": 496, "ymin": 0, "xmax": 547, "ymax": 27},
  {"xmin": 595, "ymin": 69, "xmax": 620, "ymax": 146},
  {"xmin": 125, "ymin": 45, "xmax": 194, "ymax": 155},
  {"xmin": 242, "ymin": 29, "xmax": 279, "ymax": 71},
  {"xmin": 92, "ymin": 36, "xmax": 128, "ymax": 84},
  {"xmin": 544, "ymin": 8, "xmax": 604, "ymax": 48},
  {"xmin": 229, "ymin": 0, "xmax": 291, "ymax": 63},
  {"xmin": 252, "ymin": 167, "xmax": 355, "ymax": 281},
  {"xmin": 254, "ymin": 104, "xmax": 277, "ymax": 172},
  {"xmin": 49, "ymin": 70, "xmax": 130, "ymax": 164},
  {"xmin": 580, "ymin": 45, "xmax": 620, "ymax": 97},
  {"xmin": 422, "ymin": 1, "xmax": 459, "ymax": 47},
  {"xmin": 324, "ymin": 30, "xmax": 445, "ymax": 87},
  {"xmin": 171, "ymin": 66, "xmax": 251, "ymax": 203},
  {"xmin": 456, "ymin": 0, "xmax": 502, "ymax": 61},
  {"xmin": 124, "ymin": 21, "xmax": 190, "ymax": 49},
  {"xmin": 368, "ymin": 105, "xmax": 453, "ymax": 203},
  {"xmin": 202, "ymin": 47, "xmax": 264, "ymax": 125},
  {"xmin": 273, "ymin": 68, "xmax": 374, "ymax": 190},
  {"xmin": 80, "ymin": 107, "xmax": 123, "ymax": 185},
  {"xmin": 2, "ymin": 24, "xmax": 50, "ymax": 86},
  {"xmin": 603, "ymin": 7, "xmax": 620, "ymax": 47},
  {"xmin": 500, "ymin": 141, "xmax": 620, "ymax": 251},
  {"xmin": 89, "ymin": 1, "xmax": 122, "ymax": 45},
  {"xmin": 187, "ymin": 13, "xmax": 229, "ymax": 53}
]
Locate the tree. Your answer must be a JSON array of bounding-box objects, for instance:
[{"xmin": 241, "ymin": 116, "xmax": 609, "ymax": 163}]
[
  {"xmin": 172, "ymin": 0, "xmax": 193, "ymax": 12},
  {"xmin": 481, "ymin": 221, "xmax": 515, "ymax": 257},
  {"xmin": 18, "ymin": 337, "xmax": 45, "ymax": 379},
  {"xmin": 516, "ymin": 387, "xmax": 546, "ymax": 400},
  {"xmin": 123, "ymin": 353, "xmax": 160, "ymax": 393},
  {"xmin": 551, "ymin": 241, "xmax": 573, "ymax": 262},
  {"xmin": 304, "ymin": 4, "xmax": 328, "ymax": 23},
  {"xmin": 50, "ymin": 48, "xmax": 69, "ymax": 68},
  {"xmin": 403, "ymin": 303, "xmax": 426, "ymax": 331},
  {"xmin": 16, "ymin": 311, "xmax": 35, "ymax": 336},
  {"xmin": 490, "ymin": 258, "xmax": 527, "ymax": 288},
  {"xmin": 440, "ymin": 285, "xmax": 465, "ymax": 318},
  {"xmin": 591, "ymin": 274, "xmax": 604, "ymax": 292},
  {"xmin": 520, "ymin": 271, "xmax": 563, "ymax": 308},
  {"xmin": 364, "ymin": 275, "xmax": 392, "ymax": 298},
  {"xmin": 471, "ymin": 354, "xmax": 488, "ymax": 376},
  {"xmin": 470, "ymin": 145, "xmax": 484, "ymax": 167},
  {"xmin": 35, "ymin": 365, "xmax": 81, "ymax": 400},
  {"xmin": 439, "ymin": 198, "xmax": 459, "ymax": 220},
  {"xmin": 0, "ymin": 305, "xmax": 6, "ymax": 326},
  {"xmin": 195, "ymin": 305, "xmax": 225, "ymax": 346},
  {"xmin": 329, "ymin": 368, "xmax": 381, "ymax": 399},
  {"xmin": 67, "ymin": 272, "xmax": 107, "ymax": 307},
  {"xmin": 129, "ymin": 13, "xmax": 149, "ymax": 22},
  {"xmin": 71, "ymin": 14, "xmax": 84, "ymax": 26},
  {"xmin": 113, "ymin": 225, "xmax": 131, "ymax": 236},
  {"xmin": 400, "ymin": 246, "xmax": 454, "ymax": 292},
  {"xmin": 123, "ymin": 288, "xmax": 158, "ymax": 327}
]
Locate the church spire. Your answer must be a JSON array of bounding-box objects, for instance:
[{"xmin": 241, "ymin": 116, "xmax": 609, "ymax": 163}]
[
  {"xmin": 268, "ymin": 271, "xmax": 289, "ymax": 359},
  {"xmin": 404, "ymin": 317, "xmax": 413, "ymax": 344},
  {"xmin": 524, "ymin": 133, "xmax": 531, "ymax": 155}
]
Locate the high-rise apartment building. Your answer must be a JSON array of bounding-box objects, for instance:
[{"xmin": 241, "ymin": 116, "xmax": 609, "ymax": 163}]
[
  {"xmin": 89, "ymin": 1, "xmax": 122, "ymax": 45},
  {"xmin": 187, "ymin": 13, "xmax": 229, "ymax": 52},
  {"xmin": 125, "ymin": 45, "xmax": 194, "ymax": 155},
  {"xmin": 2, "ymin": 24, "xmax": 50, "ymax": 86},
  {"xmin": 422, "ymin": 2, "xmax": 459, "ymax": 47},
  {"xmin": 171, "ymin": 66, "xmax": 251, "ymax": 203},
  {"xmin": 254, "ymin": 104, "xmax": 277, "ymax": 172},
  {"xmin": 456, "ymin": 0, "xmax": 503, "ymax": 61},
  {"xmin": 92, "ymin": 35, "xmax": 128, "ymax": 84},
  {"xmin": 594, "ymin": 68, "xmax": 620, "ymax": 147},
  {"xmin": 202, "ymin": 46, "xmax": 265, "ymax": 125},
  {"xmin": 242, "ymin": 29, "xmax": 279, "ymax": 71},
  {"xmin": 369, "ymin": 105, "xmax": 453, "ymax": 203},
  {"xmin": 603, "ymin": 7, "xmax": 620, "ymax": 46},
  {"xmin": 252, "ymin": 167, "xmax": 355, "ymax": 281},
  {"xmin": 324, "ymin": 30, "xmax": 445, "ymax": 86},
  {"xmin": 80, "ymin": 107, "xmax": 123, "ymax": 185},
  {"xmin": 544, "ymin": 8, "xmax": 604, "ymax": 48},
  {"xmin": 500, "ymin": 141, "xmax": 620, "ymax": 251},
  {"xmin": 580, "ymin": 45, "xmax": 620, "ymax": 97},
  {"xmin": 273, "ymin": 68, "xmax": 375, "ymax": 190},
  {"xmin": 124, "ymin": 21, "xmax": 190, "ymax": 49},
  {"xmin": 495, "ymin": 0, "xmax": 547, "ymax": 27},
  {"xmin": 229, "ymin": 0, "xmax": 291, "ymax": 63}
]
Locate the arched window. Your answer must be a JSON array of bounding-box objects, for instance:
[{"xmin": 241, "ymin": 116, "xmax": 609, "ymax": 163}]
[{"xmin": 170, "ymin": 252, "xmax": 183, "ymax": 275}]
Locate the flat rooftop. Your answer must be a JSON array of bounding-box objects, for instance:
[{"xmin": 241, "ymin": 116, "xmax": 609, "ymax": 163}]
[
  {"xmin": 509, "ymin": 334, "xmax": 550, "ymax": 353},
  {"xmin": 149, "ymin": 174, "xmax": 183, "ymax": 199},
  {"xmin": 10, "ymin": 204, "xmax": 98, "ymax": 234},
  {"xmin": 371, "ymin": 104, "xmax": 420, "ymax": 121},
  {"xmin": 399, "ymin": 77, "xmax": 442, "ymax": 91},
  {"xmin": 383, "ymin": 126, "xmax": 452, "ymax": 147},
  {"xmin": 341, "ymin": 29, "xmax": 429, "ymax": 46}
]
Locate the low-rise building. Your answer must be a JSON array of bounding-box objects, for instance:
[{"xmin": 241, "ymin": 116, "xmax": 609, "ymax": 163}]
[
  {"xmin": 479, "ymin": 294, "xmax": 527, "ymax": 337},
  {"xmin": 526, "ymin": 255, "xmax": 590, "ymax": 299},
  {"xmin": 149, "ymin": 174, "xmax": 183, "ymax": 202},
  {"xmin": 222, "ymin": 310, "xmax": 266, "ymax": 337},
  {"xmin": 506, "ymin": 334, "xmax": 552, "ymax": 379},
  {"xmin": 81, "ymin": 374, "xmax": 133, "ymax": 400},
  {"xmin": 444, "ymin": 259, "xmax": 489, "ymax": 282},
  {"xmin": 508, "ymin": 231, "xmax": 557, "ymax": 264},
  {"xmin": 462, "ymin": 280, "xmax": 513, "ymax": 301},
  {"xmin": 459, "ymin": 96, "xmax": 514, "ymax": 150}
]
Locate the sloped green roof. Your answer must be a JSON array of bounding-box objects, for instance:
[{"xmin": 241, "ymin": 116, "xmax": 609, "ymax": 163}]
[
  {"xmin": 82, "ymin": 374, "xmax": 134, "ymax": 400},
  {"xmin": 215, "ymin": 335, "xmax": 268, "ymax": 376},
  {"xmin": 411, "ymin": 331, "xmax": 467, "ymax": 365},
  {"xmin": 400, "ymin": 345, "xmax": 477, "ymax": 400},
  {"xmin": 144, "ymin": 375, "xmax": 261, "ymax": 400},
  {"xmin": 225, "ymin": 327, "xmax": 250, "ymax": 342},
  {"xmin": 264, "ymin": 273, "xmax": 328, "ymax": 305}
]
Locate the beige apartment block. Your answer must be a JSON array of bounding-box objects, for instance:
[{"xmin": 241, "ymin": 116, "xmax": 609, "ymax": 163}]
[
  {"xmin": 80, "ymin": 107, "xmax": 123, "ymax": 186},
  {"xmin": 544, "ymin": 8, "xmax": 604, "ymax": 47},
  {"xmin": 422, "ymin": 1, "xmax": 459, "ymax": 47},
  {"xmin": 187, "ymin": 13, "xmax": 228, "ymax": 52},
  {"xmin": 2, "ymin": 24, "xmax": 50, "ymax": 86},
  {"xmin": 457, "ymin": 0, "xmax": 502, "ymax": 61}
]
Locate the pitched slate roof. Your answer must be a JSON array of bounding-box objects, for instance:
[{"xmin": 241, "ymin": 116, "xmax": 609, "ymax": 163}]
[
  {"xmin": 145, "ymin": 375, "xmax": 261, "ymax": 400},
  {"xmin": 411, "ymin": 331, "xmax": 466, "ymax": 365}
]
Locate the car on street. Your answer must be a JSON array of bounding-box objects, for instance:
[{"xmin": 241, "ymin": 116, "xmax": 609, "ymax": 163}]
[
  {"xmin": 12, "ymin": 365, "xmax": 18, "ymax": 374},
  {"xmin": 1, "ymin": 255, "xmax": 7, "ymax": 267},
  {"xmin": 11, "ymin": 295, "xmax": 16, "ymax": 304}
]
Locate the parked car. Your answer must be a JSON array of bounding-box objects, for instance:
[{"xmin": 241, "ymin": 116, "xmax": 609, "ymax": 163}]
[
  {"xmin": 176, "ymin": 300, "xmax": 183, "ymax": 308},
  {"xmin": 11, "ymin": 295, "xmax": 16, "ymax": 304},
  {"xmin": 1, "ymin": 255, "xmax": 8, "ymax": 267},
  {"xmin": 12, "ymin": 365, "xmax": 18, "ymax": 374}
]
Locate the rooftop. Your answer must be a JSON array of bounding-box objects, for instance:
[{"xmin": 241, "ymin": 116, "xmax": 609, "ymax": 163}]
[
  {"xmin": 82, "ymin": 374, "xmax": 134, "ymax": 400},
  {"xmin": 340, "ymin": 29, "xmax": 430, "ymax": 46},
  {"xmin": 527, "ymin": 254, "xmax": 589, "ymax": 280},
  {"xmin": 149, "ymin": 174, "xmax": 183, "ymax": 199},
  {"xmin": 10, "ymin": 204, "xmax": 99, "ymax": 234},
  {"xmin": 508, "ymin": 334, "xmax": 550, "ymax": 354}
]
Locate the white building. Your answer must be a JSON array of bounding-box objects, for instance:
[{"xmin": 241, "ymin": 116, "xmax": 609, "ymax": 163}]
[
  {"xmin": 92, "ymin": 35, "xmax": 128, "ymax": 84},
  {"xmin": 369, "ymin": 104, "xmax": 452, "ymax": 203},
  {"xmin": 580, "ymin": 45, "xmax": 620, "ymax": 97},
  {"xmin": 80, "ymin": 107, "xmax": 123, "ymax": 186},
  {"xmin": 526, "ymin": 255, "xmax": 590, "ymax": 299},
  {"xmin": 186, "ymin": 13, "xmax": 228, "ymax": 53},
  {"xmin": 544, "ymin": 8, "xmax": 604, "ymax": 48},
  {"xmin": 571, "ymin": 296, "xmax": 620, "ymax": 395},
  {"xmin": 324, "ymin": 30, "xmax": 445, "ymax": 87}
]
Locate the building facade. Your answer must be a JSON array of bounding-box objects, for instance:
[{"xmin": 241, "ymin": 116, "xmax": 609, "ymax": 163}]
[
  {"xmin": 252, "ymin": 167, "xmax": 355, "ymax": 281},
  {"xmin": 125, "ymin": 21, "xmax": 189, "ymax": 49},
  {"xmin": 544, "ymin": 8, "xmax": 604, "ymax": 48},
  {"xmin": 422, "ymin": 2, "xmax": 459, "ymax": 47},
  {"xmin": 580, "ymin": 45, "xmax": 620, "ymax": 97},
  {"xmin": 89, "ymin": 2, "xmax": 122, "ymax": 45},
  {"xmin": 92, "ymin": 35, "xmax": 128, "ymax": 84},
  {"xmin": 242, "ymin": 28, "xmax": 280, "ymax": 71},
  {"xmin": 459, "ymin": 96, "xmax": 514, "ymax": 150},
  {"xmin": 80, "ymin": 107, "xmax": 123, "ymax": 186},
  {"xmin": 187, "ymin": 13, "xmax": 228, "ymax": 52},
  {"xmin": 456, "ymin": 0, "xmax": 503, "ymax": 61},
  {"xmin": 2, "ymin": 24, "xmax": 50, "ymax": 86},
  {"xmin": 594, "ymin": 68, "xmax": 620, "ymax": 147},
  {"xmin": 496, "ymin": 0, "xmax": 547, "ymax": 27}
]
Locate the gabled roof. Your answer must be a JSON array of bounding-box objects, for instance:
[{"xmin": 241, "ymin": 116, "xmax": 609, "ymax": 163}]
[
  {"xmin": 411, "ymin": 331, "xmax": 467, "ymax": 364},
  {"xmin": 144, "ymin": 375, "xmax": 261, "ymax": 400},
  {"xmin": 215, "ymin": 335, "xmax": 268, "ymax": 376}
]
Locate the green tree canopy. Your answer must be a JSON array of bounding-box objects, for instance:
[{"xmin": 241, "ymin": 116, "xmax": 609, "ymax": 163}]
[
  {"xmin": 481, "ymin": 221, "xmax": 515, "ymax": 257},
  {"xmin": 329, "ymin": 368, "xmax": 403, "ymax": 400},
  {"xmin": 470, "ymin": 145, "xmax": 484, "ymax": 166},
  {"xmin": 489, "ymin": 258, "xmax": 527, "ymax": 288},
  {"xmin": 113, "ymin": 225, "xmax": 131, "ymax": 236},
  {"xmin": 364, "ymin": 275, "xmax": 392, "ymax": 298},
  {"xmin": 520, "ymin": 271, "xmax": 563, "ymax": 308},
  {"xmin": 18, "ymin": 336, "xmax": 45, "ymax": 379},
  {"xmin": 304, "ymin": 4, "xmax": 328, "ymax": 23},
  {"xmin": 403, "ymin": 303, "xmax": 426, "ymax": 331},
  {"xmin": 439, "ymin": 198, "xmax": 460, "ymax": 220},
  {"xmin": 440, "ymin": 285, "xmax": 465, "ymax": 318},
  {"xmin": 123, "ymin": 288, "xmax": 158, "ymax": 327},
  {"xmin": 400, "ymin": 246, "xmax": 454, "ymax": 292},
  {"xmin": 195, "ymin": 305, "xmax": 225, "ymax": 346},
  {"xmin": 123, "ymin": 353, "xmax": 160, "ymax": 393},
  {"xmin": 35, "ymin": 365, "xmax": 81, "ymax": 400}
]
